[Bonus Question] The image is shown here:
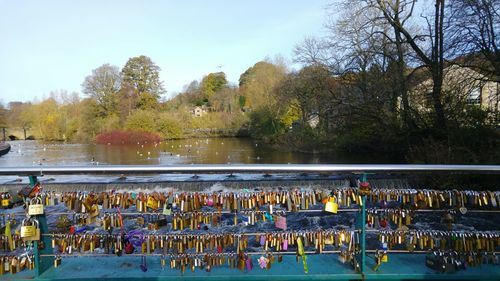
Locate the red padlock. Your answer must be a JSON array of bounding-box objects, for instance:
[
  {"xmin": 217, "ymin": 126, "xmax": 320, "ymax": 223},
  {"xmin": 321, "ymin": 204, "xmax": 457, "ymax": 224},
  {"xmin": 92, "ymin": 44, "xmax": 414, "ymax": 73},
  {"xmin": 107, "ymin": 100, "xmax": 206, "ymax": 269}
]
[
  {"xmin": 125, "ymin": 241, "xmax": 134, "ymax": 254},
  {"xmin": 379, "ymin": 218, "xmax": 387, "ymax": 228}
]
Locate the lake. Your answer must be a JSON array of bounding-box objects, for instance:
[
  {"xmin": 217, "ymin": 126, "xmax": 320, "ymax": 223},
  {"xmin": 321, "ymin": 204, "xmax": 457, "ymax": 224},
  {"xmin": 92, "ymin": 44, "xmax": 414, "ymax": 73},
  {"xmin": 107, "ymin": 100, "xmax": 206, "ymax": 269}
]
[{"xmin": 0, "ymin": 138, "xmax": 339, "ymax": 166}]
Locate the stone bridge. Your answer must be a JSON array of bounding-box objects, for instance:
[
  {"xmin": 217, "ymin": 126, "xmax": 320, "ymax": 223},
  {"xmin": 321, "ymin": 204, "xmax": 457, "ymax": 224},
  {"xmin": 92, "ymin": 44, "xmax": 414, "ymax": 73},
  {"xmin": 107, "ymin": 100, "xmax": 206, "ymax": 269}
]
[{"xmin": 0, "ymin": 127, "xmax": 34, "ymax": 141}]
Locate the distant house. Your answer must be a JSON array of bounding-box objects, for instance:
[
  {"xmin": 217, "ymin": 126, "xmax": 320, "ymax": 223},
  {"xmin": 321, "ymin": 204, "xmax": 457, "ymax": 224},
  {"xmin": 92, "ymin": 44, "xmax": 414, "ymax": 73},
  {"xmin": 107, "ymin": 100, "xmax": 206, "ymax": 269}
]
[
  {"xmin": 307, "ymin": 114, "xmax": 320, "ymax": 128},
  {"xmin": 190, "ymin": 105, "xmax": 208, "ymax": 117},
  {"xmin": 290, "ymin": 114, "xmax": 320, "ymax": 131},
  {"xmin": 409, "ymin": 65, "xmax": 500, "ymax": 112}
]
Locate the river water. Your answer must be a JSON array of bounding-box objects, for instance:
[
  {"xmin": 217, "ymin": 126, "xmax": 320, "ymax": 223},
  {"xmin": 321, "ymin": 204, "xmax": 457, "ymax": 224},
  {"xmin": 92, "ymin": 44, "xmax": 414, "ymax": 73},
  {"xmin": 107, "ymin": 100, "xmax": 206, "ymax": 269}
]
[{"xmin": 0, "ymin": 138, "xmax": 339, "ymax": 166}]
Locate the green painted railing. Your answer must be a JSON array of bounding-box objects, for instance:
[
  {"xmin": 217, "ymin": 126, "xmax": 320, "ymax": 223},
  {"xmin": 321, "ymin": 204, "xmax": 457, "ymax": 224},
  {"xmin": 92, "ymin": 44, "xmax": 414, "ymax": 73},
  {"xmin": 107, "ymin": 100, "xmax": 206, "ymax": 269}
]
[{"xmin": 1, "ymin": 164, "xmax": 499, "ymax": 281}]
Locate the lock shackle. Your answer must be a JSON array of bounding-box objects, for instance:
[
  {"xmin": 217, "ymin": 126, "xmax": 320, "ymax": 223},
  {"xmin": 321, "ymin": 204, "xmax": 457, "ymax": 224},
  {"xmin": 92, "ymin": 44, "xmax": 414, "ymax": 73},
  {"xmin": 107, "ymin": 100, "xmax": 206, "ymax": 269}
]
[
  {"xmin": 22, "ymin": 217, "xmax": 39, "ymax": 227},
  {"xmin": 30, "ymin": 196, "xmax": 43, "ymax": 204},
  {"xmin": 21, "ymin": 217, "xmax": 30, "ymax": 225}
]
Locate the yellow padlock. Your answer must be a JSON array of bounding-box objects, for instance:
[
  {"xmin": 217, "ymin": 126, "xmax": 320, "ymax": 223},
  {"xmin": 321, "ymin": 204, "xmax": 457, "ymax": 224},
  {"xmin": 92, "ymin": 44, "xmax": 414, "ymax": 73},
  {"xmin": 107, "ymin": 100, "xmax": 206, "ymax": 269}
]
[
  {"xmin": 20, "ymin": 224, "xmax": 36, "ymax": 238},
  {"xmin": 324, "ymin": 196, "xmax": 338, "ymax": 214},
  {"xmin": 146, "ymin": 196, "xmax": 158, "ymax": 209},
  {"xmin": 381, "ymin": 254, "xmax": 388, "ymax": 263},
  {"xmin": 28, "ymin": 196, "xmax": 44, "ymax": 216},
  {"xmin": 20, "ymin": 218, "xmax": 40, "ymax": 241},
  {"xmin": 1, "ymin": 199, "xmax": 10, "ymax": 207}
]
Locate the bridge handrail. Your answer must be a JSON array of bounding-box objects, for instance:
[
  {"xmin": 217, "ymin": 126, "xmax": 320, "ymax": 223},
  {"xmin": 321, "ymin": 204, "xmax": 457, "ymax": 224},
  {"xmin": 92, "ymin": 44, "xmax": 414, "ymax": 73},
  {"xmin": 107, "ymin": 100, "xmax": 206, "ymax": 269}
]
[{"xmin": 0, "ymin": 164, "xmax": 499, "ymax": 176}]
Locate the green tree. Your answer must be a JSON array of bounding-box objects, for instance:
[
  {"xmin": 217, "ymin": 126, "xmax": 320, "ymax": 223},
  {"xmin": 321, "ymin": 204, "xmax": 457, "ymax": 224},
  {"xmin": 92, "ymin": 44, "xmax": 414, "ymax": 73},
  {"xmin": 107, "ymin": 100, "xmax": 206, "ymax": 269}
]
[
  {"xmin": 271, "ymin": 65, "xmax": 334, "ymax": 135},
  {"xmin": 200, "ymin": 72, "xmax": 227, "ymax": 99},
  {"xmin": 121, "ymin": 55, "xmax": 165, "ymax": 110},
  {"xmin": 249, "ymin": 107, "xmax": 287, "ymax": 139},
  {"xmin": 76, "ymin": 99, "xmax": 101, "ymax": 141},
  {"xmin": 155, "ymin": 113, "xmax": 183, "ymax": 139},
  {"xmin": 82, "ymin": 64, "xmax": 121, "ymax": 117},
  {"xmin": 124, "ymin": 110, "xmax": 156, "ymax": 132}
]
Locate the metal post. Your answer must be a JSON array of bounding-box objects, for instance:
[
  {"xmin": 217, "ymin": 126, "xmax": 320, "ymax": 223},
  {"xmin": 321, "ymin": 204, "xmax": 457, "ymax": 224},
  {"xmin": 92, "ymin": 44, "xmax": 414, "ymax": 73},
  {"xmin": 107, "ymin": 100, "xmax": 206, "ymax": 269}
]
[
  {"xmin": 28, "ymin": 175, "xmax": 37, "ymax": 187},
  {"xmin": 357, "ymin": 173, "xmax": 367, "ymax": 275},
  {"xmin": 360, "ymin": 195, "xmax": 366, "ymax": 275},
  {"xmin": 28, "ymin": 175, "xmax": 53, "ymax": 278}
]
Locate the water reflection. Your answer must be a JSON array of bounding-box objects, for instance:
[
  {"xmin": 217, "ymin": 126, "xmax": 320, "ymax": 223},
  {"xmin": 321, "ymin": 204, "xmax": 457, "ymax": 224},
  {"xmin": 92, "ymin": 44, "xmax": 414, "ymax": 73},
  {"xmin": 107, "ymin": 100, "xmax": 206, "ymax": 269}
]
[{"xmin": 0, "ymin": 138, "xmax": 329, "ymax": 166}]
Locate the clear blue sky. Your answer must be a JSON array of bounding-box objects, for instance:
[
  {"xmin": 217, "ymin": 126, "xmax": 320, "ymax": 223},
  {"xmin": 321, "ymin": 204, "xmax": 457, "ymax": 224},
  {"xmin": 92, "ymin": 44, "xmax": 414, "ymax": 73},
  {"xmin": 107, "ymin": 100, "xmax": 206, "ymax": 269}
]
[{"xmin": 0, "ymin": 0, "xmax": 331, "ymax": 103}]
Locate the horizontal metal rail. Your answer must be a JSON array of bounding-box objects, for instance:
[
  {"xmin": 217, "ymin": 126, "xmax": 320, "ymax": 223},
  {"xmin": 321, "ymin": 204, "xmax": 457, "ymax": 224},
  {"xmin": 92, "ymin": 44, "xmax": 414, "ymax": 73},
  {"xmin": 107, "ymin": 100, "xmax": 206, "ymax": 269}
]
[
  {"xmin": 35, "ymin": 250, "xmax": 500, "ymax": 257},
  {"xmin": 0, "ymin": 164, "xmax": 499, "ymax": 176},
  {"xmin": 39, "ymin": 250, "xmax": 343, "ymax": 257},
  {"xmin": 4, "ymin": 208, "xmax": 500, "ymax": 217},
  {"xmin": 0, "ymin": 209, "xmax": 361, "ymax": 216}
]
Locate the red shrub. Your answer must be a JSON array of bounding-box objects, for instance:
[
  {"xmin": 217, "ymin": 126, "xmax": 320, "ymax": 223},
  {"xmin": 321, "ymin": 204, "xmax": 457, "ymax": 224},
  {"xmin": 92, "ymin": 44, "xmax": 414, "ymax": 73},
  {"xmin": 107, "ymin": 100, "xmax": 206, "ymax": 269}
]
[{"xmin": 95, "ymin": 130, "xmax": 161, "ymax": 145}]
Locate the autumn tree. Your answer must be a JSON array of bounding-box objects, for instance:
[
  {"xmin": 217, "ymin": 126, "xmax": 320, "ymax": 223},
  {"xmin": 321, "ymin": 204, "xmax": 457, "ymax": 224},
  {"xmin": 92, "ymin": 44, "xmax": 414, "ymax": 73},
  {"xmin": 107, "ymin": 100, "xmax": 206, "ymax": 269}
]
[
  {"xmin": 209, "ymin": 86, "xmax": 239, "ymax": 112},
  {"xmin": 77, "ymin": 98, "xmax": 101, "ymax": 141},
  {"xmin": 200, "ymin": 72, "xmax": 227, "ymax": 99},
  {"xmin": 82, "ymin": 64, "xmax": 121, "ymax": 116},
  {"xmin": 0, "ymin": 102, "xmax": 7, "ymax": 128},
  {"xmin": 241, "ymin": 61, "xmax": 291, "ymax": 138},
  {"xmin": 239, "ymin": 61, "xmax": 287, "ymax": 110},
  {"xmin": 121, "ymin": 55, "xmax": 165, "ymax": 110}
]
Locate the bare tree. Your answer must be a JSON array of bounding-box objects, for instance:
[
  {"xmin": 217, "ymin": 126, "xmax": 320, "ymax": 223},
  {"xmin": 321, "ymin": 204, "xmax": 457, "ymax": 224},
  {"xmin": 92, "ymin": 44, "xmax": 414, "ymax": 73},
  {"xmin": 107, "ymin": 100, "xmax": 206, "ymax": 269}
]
[
  {"xmin": 82, "ymin": 64, "xmax": 121, "ymax": 116},
  {"xmin": 447, "ymin": 0, "xmax": 500, "ymax": 81},
  {"xmin": 294, "ymin": 1, "xmax": 414, "ymax": 130},
  {"xmin": 372, "ymin": 0, "xmax": 448, "ymax": 130}
]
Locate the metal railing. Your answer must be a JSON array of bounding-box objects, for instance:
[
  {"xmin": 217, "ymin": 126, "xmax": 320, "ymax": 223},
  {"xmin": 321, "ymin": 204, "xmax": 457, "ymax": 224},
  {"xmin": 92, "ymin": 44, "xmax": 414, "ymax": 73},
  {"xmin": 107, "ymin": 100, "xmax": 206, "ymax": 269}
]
[
  {"xmin": 0, "ymin": 164, "xmax": 499, "ymax": 176},
  {"xmin": 1, "ymin": 164, "xmax": 500, "ymax": 280}
]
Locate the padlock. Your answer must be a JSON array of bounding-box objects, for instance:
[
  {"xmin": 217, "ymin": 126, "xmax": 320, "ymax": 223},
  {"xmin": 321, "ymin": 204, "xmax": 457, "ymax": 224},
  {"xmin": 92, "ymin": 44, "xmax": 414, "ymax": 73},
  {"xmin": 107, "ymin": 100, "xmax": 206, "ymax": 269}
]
[
  {"xmin": 10, "ymin": 257, "xmax": 19, "ymax": 274},
  {"xmin": 89, "ymin": 204, "xmax": 99, "ymax": 218},
  {"xmin": 338, "ymin": 251, "xmax": 347, "ymax": 263},
  {"xmin": 146, "ymin": 196, "xmax": 158, "ymax": 210},
  {"xmin": 21, "ymin": 218, "xmax": 41, "ymax": 241},
  {"xmin": 163, "ymin": 196, "xmax": 172, "ymax": 215},
  {"xmin": 237, "ymin": 255, "xmax": 246, "ymax": 271},
  {"xmin": 0, "ymin": 257, "xmax": 4, "ymax": 275},
  {"xmin": 1, "ymin": 192, "xmax": 11, "ymax": 208},
  {"xmin": 324, "ymin": 196, "xmax": 338, "ymax": 213},
  {"xmin": 381, "ymin": 253, "xmax": 388, "ymax": 263},
  {"xmin": 54, "ymin": 256, "xmax": 61, "ymax": 268},
  {"xmin": 19, "ymin": 256, "xmax": 27, "ymax": 271},
  {"xmin": 28, "ymin": 196, "xmax": 44, "ymax": 216},
  {"xmin": 245, "ymin": 255, "xmax": 253, "ymax": 271},
  {"xmin": 359, "ymin": 181, "xmax": 371, "ymax": 196}
]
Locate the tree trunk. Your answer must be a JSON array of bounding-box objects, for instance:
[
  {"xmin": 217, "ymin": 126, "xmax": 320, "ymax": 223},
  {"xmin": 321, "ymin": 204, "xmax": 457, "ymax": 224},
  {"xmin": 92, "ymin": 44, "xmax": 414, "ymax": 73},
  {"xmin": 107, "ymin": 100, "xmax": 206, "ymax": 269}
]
[
  {"xmin": 431, "ymin": 70, "xmax": 447, "ymax": 129},
  {"xmin": 394, "ymin": 18, "xmax": 411, "ymax": 129},
  {"xmin": 431, "ymin": 0, "xmax": 447, "ymax": 130}
]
